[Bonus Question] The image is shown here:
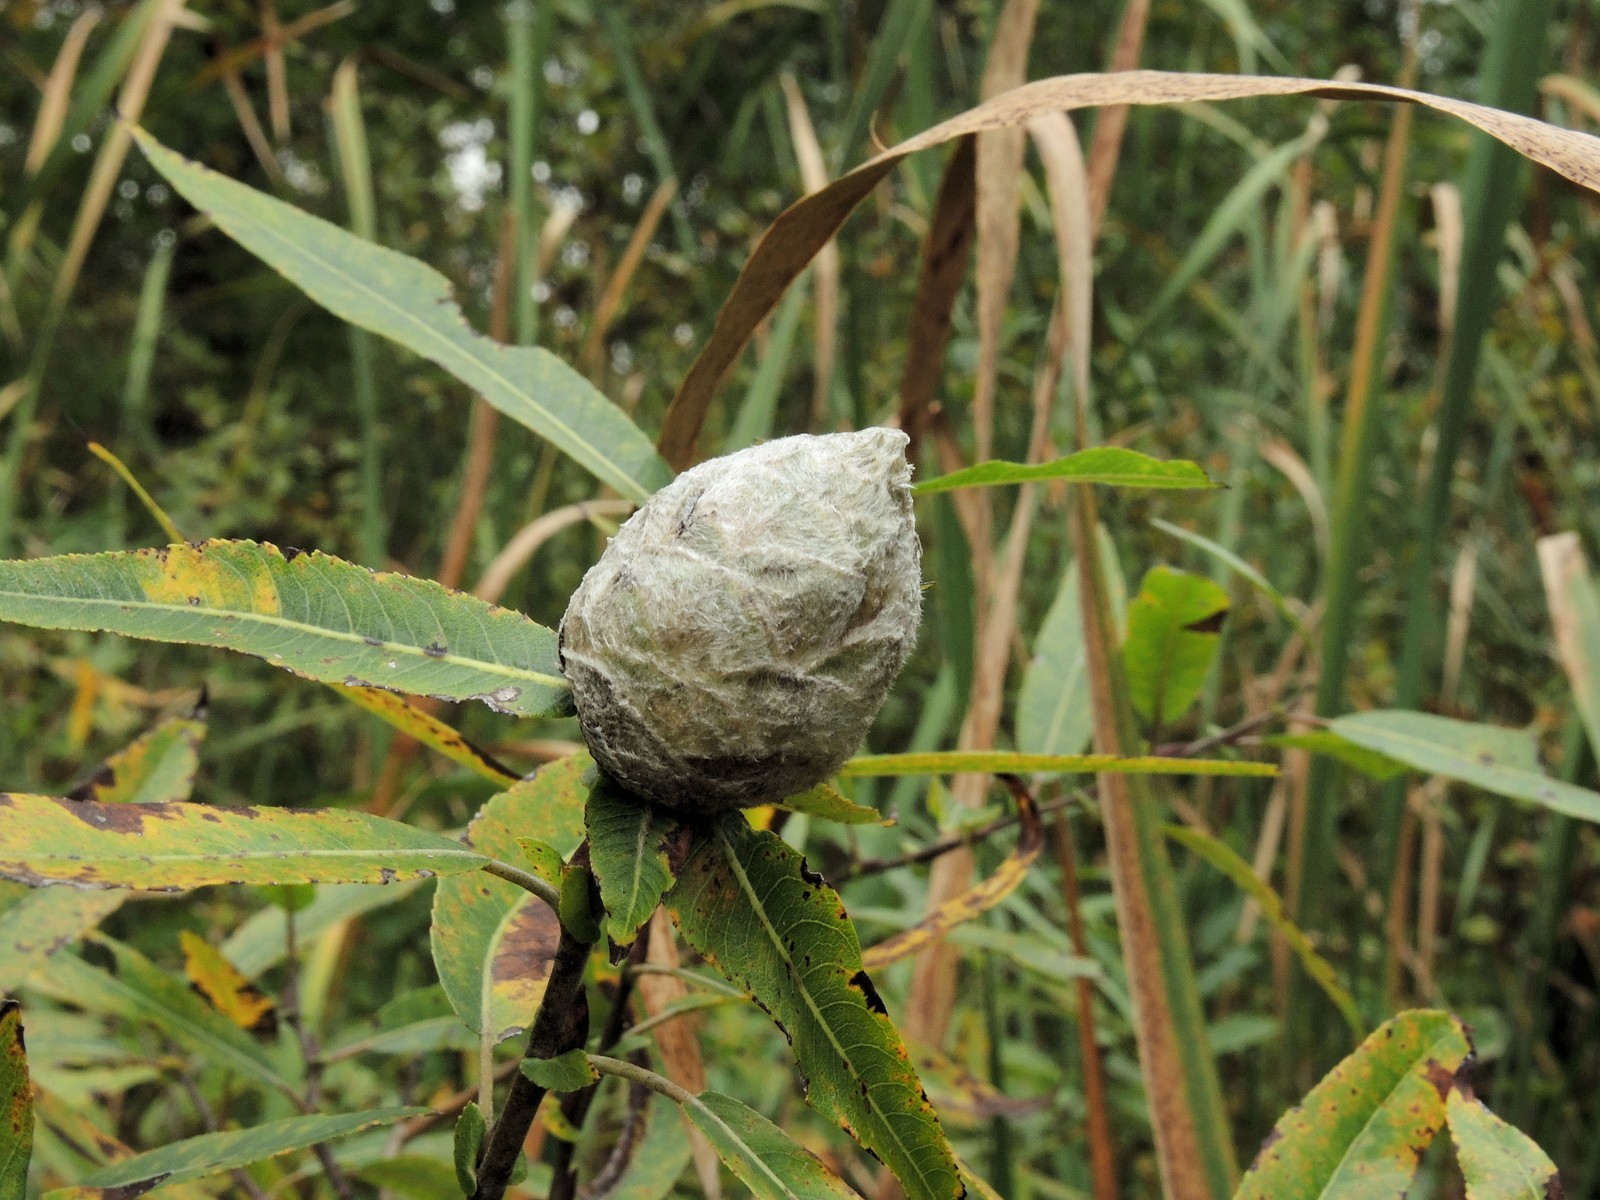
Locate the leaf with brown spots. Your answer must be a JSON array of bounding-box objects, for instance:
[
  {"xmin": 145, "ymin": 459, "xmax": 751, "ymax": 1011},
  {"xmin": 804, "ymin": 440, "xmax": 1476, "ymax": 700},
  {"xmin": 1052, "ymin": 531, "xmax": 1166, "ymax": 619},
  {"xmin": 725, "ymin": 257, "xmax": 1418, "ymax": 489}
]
[
  {"xmin": 0, "ymin": 1001, "xmax": 30, "ymax": 1200},
  {"xmin": 1235, "ymin": 1009, "xmax": 1472, "ymax": 1200},
  {"xmin": 329, "ymin": 684, "xmax": 519, "ymax": 786},
  {"xmin": 0, "ymin": 712, "xmax": 209, "ymax": 989},
  {"xmin": 178, "ymin": 931, "xmax": 276, "ymax": 1034},
  {"xmin": 0, "ymin": 540, "xmax": 570, "ymax": 719},
  {"xmin": 430, "ymin": 754, "xmax": 588, "ymax": 1040},
  {"xmin": 69, "ymin": 710, "xmax": 205, "ymax": 807},
  {"xmin": 665, "ymin": 816, "xmax": 961, "ymax": 1200},
  {"xmin": 0, "ymin": 793, "xmax": 488, "ymax": 890},
  {"xmin": 1446, "ymin": 1090, "xmax": 1562, "ymax": 1200}
]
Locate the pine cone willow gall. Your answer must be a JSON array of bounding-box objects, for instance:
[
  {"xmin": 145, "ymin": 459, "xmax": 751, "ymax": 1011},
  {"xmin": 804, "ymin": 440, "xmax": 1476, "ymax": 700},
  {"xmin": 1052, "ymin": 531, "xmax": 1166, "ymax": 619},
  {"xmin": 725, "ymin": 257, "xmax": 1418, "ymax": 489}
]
[{"xmin": 558, "ymin": 428, "xmax": 922, "ymax": 814}]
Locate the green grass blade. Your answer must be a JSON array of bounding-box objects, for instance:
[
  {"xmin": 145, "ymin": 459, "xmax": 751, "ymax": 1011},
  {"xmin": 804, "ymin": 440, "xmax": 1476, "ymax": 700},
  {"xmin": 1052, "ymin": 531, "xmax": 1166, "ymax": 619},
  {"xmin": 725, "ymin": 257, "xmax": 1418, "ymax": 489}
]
[
  {"xmin": 914, "ymin": 447, "xmax": 1218, "ymax": 495},
  {"xmin": 0, "ymin": 539, "xmax": 571, "ymax": 718},
  {"xmin": 130, "ymin": 128, "xmax": 671, "ymax": 503},
  {"xmin": 841, "ymin": 751, "xmax": 1275, "ymax": 778}
]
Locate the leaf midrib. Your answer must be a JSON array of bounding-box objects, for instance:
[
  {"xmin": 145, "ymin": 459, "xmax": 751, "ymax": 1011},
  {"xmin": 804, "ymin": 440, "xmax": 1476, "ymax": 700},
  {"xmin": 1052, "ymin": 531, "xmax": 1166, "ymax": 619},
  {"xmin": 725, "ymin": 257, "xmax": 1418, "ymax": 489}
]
[
  {"xmin": 0, "ymin": 586, "xmax": 568, "ymax": 692},
  {"xmin": 714, "ymin": 822, "xmax": 941, "ymax": 1197},
  {"xmin": 1316, "ymin": 1029, "xmax": 1460, "ymax": 1197}
]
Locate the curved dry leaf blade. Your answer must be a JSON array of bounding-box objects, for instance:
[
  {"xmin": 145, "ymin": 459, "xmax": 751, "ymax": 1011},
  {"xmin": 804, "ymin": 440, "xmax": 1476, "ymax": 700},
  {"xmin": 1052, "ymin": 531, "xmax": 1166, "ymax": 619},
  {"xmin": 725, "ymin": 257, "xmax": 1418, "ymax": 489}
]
[
  {"xmin": 587, "ymin": 781, "xmax": 677, "ymax": 947},
  {"xmin": 841, "ymin": 750, "xmax": 1275, "ymax": 777},
  {"xmin": 682, "ymin": 1089, "xmax": 858, "ymax": 1200},
  {"xmin": 666, "ymin": 69, "xmax": 1600, "ymax": 458},
  {"xmin": 862, "ymin": 782, "xmax": 1043, "ymax": 971},
  {"xmin": 1236, "ymin": 1009, "xmax": 1471, "ymax": 1199},
  {"xmin": 1122, "ymin": 566, "xmax": 1230, "ymax": 725},
  {"xmin": 1165, "ymin": 825, "xmax": 1361, "ymax": 1039},
  {"xmin": 330, "ymin": 684, "xmax": 519, "ymax": 786},
  {"xmin": 131, "ymin": 128, "xmax": 671, "ymax": 503},
  {"xmin": 1445, "ymin": 1090, "xmax": 1561, "ymax": 1200},
  {"xmin": 70, "ymin": 711, "xmax": 205, "ymax": 806},
  {"xmin": 431, "ymin": 755, "xmax": 588, "ymax": 1040},
  {"xmin": 914, "ymin": 448, "xmax": 1217, "ymax": 495},
  {"xmin": 665, "ymin": 817, "xmax": 961, "ymax": 1200},
  {"xmin": 0, "ymin": 1002, "xmax": 30, "ymax": 1200},
  {"xmin": 0, "ymin": 540, "xmax": 571, "ymax": 719},
  {"xmin": 1330, "ymin": 710, "xmax": 1600, "ymax": 823},
  {"xmin": 0, "ymin": 793, "xmax": 487, "ymax": 890},
  {"xmin": 51, "ymin": 1108, "xmax": 425, "ymax": 1198}
]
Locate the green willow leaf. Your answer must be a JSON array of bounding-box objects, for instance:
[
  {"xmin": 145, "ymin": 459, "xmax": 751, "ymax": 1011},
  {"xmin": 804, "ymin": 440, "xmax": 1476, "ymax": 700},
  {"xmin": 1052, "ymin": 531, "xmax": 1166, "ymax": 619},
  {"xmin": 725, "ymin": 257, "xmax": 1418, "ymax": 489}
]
[
  {"xmin": 0, "ymin": 540, "xmax": 571, "ymax": 719},
  {"xmin": 49, "ymin": 1108, "xmax": 424, "ymax": 1198},
  {"xmin": 132, "ymin": 128, "xmax": 672, "ymax": 503},
  {"xmin": 0, "ymin": 1001, "xmax": 30, "ymax": 1200},
  {"xmin": 1445, "ymin": 1090, "xmax": 1561, "ymax": 1200},
  {"xmin": 431, "ymin": 754, "xmax": 588, "ymax": 1041},
  {"xmin": 912, "ymin": 447, "xmax": 1218, "ymax": 495},
  {"xmin": 1122, "ymin": 566, "xmax": 1230, "ymax": 726},
  {"xmin": 587, "ymin": 780, "xmax": 678, "ymax": 946},
  {"xmin": 665, "ymin": 817, "xmax": 961, "ymax": 1200},
  {"xmin": 1235, "ymin": 1009, "xmax": 1472, "ymax": 1200},
  {"xmin": 0, "ymin": 793, "xmax": 487, "ymax": 890},
  {"xmin": 521, "ymin": 1048, "xmax": 599, "ymax": 1092},
  {"xmin": 775, "ymin": 783, "xmax": 885, "ymax": 825},
  {"xmin": 841, "ymin": 751, "xmax": 1275, "ymax": 778},
  {"xmin": 684, "ymin": 1090, "xmax": 859, "ymax": 1200},
  {"xmin": 1330, "ymin": 710, "xmax": 1600, "ymax": 823}
]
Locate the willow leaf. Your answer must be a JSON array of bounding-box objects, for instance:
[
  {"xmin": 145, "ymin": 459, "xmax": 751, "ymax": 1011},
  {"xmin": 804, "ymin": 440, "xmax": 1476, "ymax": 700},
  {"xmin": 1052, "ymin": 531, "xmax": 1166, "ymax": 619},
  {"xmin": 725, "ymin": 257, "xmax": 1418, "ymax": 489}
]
[
  {"xmin": 666, "ymin": 817, "xmax": 960, "ymax": 1200},
  {"xmin": 431, "ymin": 755, "xmax": 588, "ymax": 1040},
  {"xmin": 914, "ymin": 447, "xmax": 1217, "ymax": 495},
  {"xmin": 132, "ymin": 127, "xmax": 671, "ymax": 503},
  {"xmin": 587, "ymin": 780, "xmax": 677, "ymax": 947},
  {"xmin": 0, "ymin": 540, "xmax": 570, "ymax": 718},
  {"xmin": 0, "ymin": 1001, "xmax": 30, "ymax": 1200},
  {"xmin": 0, "ymin": 793, "xmax": 486, "ymax": 890}
]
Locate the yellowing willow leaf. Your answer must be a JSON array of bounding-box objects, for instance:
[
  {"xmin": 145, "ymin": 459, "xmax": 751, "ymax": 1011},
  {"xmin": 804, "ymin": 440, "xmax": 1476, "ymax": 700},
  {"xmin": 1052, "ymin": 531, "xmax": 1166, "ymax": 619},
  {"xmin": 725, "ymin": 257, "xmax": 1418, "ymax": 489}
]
[
  {"xmin": 0, "ymin": 1001, "xmax": 30, "ymax": 1200},
  {"xmin": 1236, "ymin": 1009, "xmax": 1471, "ymax": 1199},
  {"xmin": 660, "ymin": 69, "xmax": 1600, "ymax": 463},
  {"xmin": 913, "ymin": 447, "xmax": 1218, "ymax": 495},
  {"xmin": 329, "ymin": 684, "xmax": 519, "ymax": 786},
  {"xmin": 178, "ymin": 931, "xmax": 276, "ymax": 1034},
  {"xmin": 431, "ymin": 755, "xmax": 588, "ymax": 1041},
  {"xmin": 46, "ymin": 1108, "xmax": 425, "ymax": 1200},
  {"xmin": 0, "ymin": 794, "xmax": 487, "ymax": 890},
  {"xmin": 0, "ymin": 540, "xmax": 570, "ymax": 719},
  {"xmin": 0, "ymin": 711, "xmax": 207, "ymax": 985},
  {"xmin": 131, "ymin": 128, "xmax": 672, "ymax": 504},
  {"xmin": 1445, "ymin": 1090, "xmax": 1561, "ymax": 1200},
  {"xmin": 666, "ymin": 816, "xmax": 961, "ymax": 1200}
]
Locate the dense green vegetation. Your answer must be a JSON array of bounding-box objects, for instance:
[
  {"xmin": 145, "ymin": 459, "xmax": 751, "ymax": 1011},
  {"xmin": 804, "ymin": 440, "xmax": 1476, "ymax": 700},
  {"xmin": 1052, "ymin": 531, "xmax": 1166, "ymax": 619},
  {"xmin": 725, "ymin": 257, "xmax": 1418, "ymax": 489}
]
[{"xmin": 3, "ymin": 1, "xmax": 1600, "ymax": 1197}]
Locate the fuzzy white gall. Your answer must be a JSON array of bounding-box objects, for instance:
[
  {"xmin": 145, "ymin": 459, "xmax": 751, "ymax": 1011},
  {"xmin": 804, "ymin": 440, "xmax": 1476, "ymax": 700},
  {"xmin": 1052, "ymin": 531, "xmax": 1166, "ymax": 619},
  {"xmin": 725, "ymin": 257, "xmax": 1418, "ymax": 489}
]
[{"xmin": 558, "ymin": 428, "xmax": 922, "ymax": 813}]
